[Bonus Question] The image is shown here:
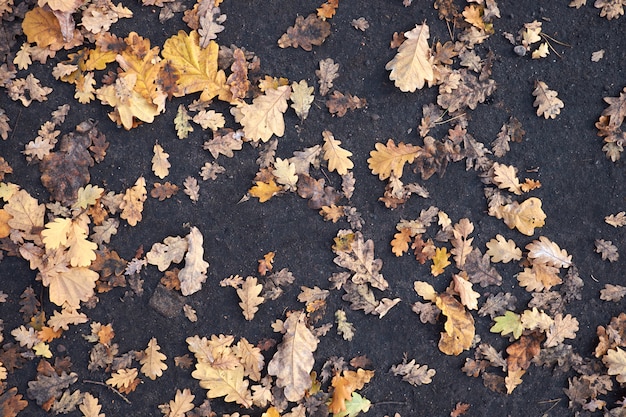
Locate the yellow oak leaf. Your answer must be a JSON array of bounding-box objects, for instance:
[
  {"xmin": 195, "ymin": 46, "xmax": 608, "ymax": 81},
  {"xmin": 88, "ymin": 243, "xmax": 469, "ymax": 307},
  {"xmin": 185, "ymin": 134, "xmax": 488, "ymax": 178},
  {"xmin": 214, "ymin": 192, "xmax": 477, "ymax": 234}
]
[
  {"xmin": 485, "ymin": 234, "xmax": 522, "ymax": 263},
  {"xmin": 22, "ymin": 7, "xmax": 64, "ymax": 50},
  {"xmin": 0, "ymin": 209, "xmax": 11, "ymax": 238},
  {"xmin": 329, "ymin": 374, "xmax": 353, "ymax": 413},
  {"xmin": 192, "ymin": 363, "xmax": 253, "ymax": 407},
  {"xmin": 161, "ymin": 30, "xmax": 228, "ymax": 102},
  {"xmin": 5, "ymin": 189, "xmax": 45, "ymax": 242},
  {"xmin": 79, "ymin": 393, "xmax": 104, "ymax": 417},
  {"xmin": 152, "ymin": 143, "xmax": 170, "ymax": 179},
  {"xmin": 239, "ymin": 85, "xmax": 291, "ymax": 142},
  {"xmin": 120, "ymin": 177, "xmax": 147, "ymax": 226},
  {"xmin": 367, "ymin": 139, "xmax": 422, "ymax": 180},
  {"xmin": 33, "ymin": 341, "xmax": 52, "ymax": 358},
  {"xmin": 249, "ymin": 179, "xmax": 281, "ymax": 203},
  {"xmin": 140, "ymin": 337, "xmax": 168, "ymax": 380},
  {"xmin": 322, "ymin": 130, "xmax": 353, "ymax": 175},
  {"xmin": 106, "ymin": 368, "xmax": 139, "ymax": 390},
  {"xmin": 45, "ymin": 267, "xmax": 99, "ymax": 308},
  {"xmin": 385, "ymin": 23, "xmax": 435, "ymax": 92},
  {"xmin": 84, "ymin": 47, "xmax": 117, "ymax": 71},
  {"xmin": 452, "ymin": 273, "xmax": 479, "ymax": 310},
  {"xmin": 498, "ymin": 197, "xmax": 546, "ymax": 236},
  {"xmin": 391, "ymin": 227, "xmax": 411, "ymax": 257},
  {"xmin": 431, "ymin": 247, "xmax": 451, "ymax": 277},
  {"xmin": 167, "ymin": 389, "xmax": 195, "ymax": 417},
  {"xmin": 517, "ymin": 263, "xmax": 562, "ymax": 292},
  {"xmin": 436, "ymin": 293, "xmax": 475, "ymax": 356},
  {"xmin": 96, "ymin": 74, "xmax": 160, "ymax": 130}
]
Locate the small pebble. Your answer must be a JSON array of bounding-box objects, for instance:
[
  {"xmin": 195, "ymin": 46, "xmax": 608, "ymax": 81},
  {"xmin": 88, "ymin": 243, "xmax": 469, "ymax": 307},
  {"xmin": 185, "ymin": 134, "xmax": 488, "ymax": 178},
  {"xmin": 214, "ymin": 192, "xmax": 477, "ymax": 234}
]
[{"xmin": 514, "ymin": 45, "xmax": 527, "ymax": 56}]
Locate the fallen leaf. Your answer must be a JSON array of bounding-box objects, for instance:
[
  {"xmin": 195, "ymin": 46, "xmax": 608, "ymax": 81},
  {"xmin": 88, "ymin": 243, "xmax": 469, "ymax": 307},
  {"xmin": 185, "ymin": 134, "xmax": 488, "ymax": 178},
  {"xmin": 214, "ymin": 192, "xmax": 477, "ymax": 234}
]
[
  {"xmin": 140, "ymin": 337, "xmax": 168, "ymax": 380},
  {"xmin": 533, "ymin": 80, "xmax": 564, "ymax": 119},
  {"xmin": 385, "ymin": 23, "xmax": 434, "ymax": 92},
  {"xmin": 237, "ymin": 276, "xmax": 265, "ymax": 320},
  {"xmin": 436, "ymin": 293, "xmax": 475, "ymax": 355},
  {"xmin": 322, "ymin": 130, "xmax": 353, "ymax": 175},
  {"xmin": 239, "ymin": 85, "xmax": 291, "ymax": 142},
  {"xmin": 178, "ymin": 226, "xmax": 209, "ymax": 296},
  {"xmin": 278, "ymin": 14, "xmax": 331, "ymax": 51}
]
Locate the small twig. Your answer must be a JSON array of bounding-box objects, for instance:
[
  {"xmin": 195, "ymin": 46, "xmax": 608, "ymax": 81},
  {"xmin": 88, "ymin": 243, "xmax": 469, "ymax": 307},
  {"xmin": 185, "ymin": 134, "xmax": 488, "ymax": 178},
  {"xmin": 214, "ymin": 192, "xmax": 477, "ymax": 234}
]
[
  {"xmin": 8, "ymin": 109, "xmax": 22, "ymax": 142},
  {"xmin": 540, "ymin": 32, "xmax": 571, "ymax": 47},
  {"xmin": 538, "ymin": 398, "xmax": 561, "ymax": 414},
  {"xmin": 83, "ymin": 379, "xmax": 131, "ymax": 404},
  {"xmin": 590, "ymin": 274, "xmax": 599, "ymax": 283},
  {"xmin": 371, "ymin": 400, "xmax": 408, "ymax": 406},
  {"xmin": 434, "ymin": 112, "xmax": 467, "ymax": 125}
]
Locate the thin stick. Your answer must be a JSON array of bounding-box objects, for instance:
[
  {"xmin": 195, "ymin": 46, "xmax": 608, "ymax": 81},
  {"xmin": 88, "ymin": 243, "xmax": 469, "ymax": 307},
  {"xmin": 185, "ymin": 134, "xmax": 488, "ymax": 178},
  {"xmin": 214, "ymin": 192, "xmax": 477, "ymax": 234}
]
[
  {"xmin": 9, "ymin": 110, "xmax": 21, "ymax": 142},
  {"xmin": 83, "ymin": 379, "xmax": 131, "ymax": 404},
  {"xmin": 434, "ymin": 113, "xmax": 467, "ymax": 125},
  {"xmin": 372, "ymin": 401, "xmax": 408, "ymax": 406}
]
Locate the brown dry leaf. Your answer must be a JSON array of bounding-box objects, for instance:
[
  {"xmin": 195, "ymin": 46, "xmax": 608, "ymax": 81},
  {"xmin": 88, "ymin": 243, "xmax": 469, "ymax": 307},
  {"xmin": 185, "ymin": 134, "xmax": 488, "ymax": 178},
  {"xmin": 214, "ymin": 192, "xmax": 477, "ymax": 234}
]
[
  {"xmin": 120, "ymin": 177, "xmax": 147, "ymax": 226},
  {"xmin": 545, "ymin": 313, "xmax": 579, "ymax": 347},
  {"xmin": 183, "ymin": 176, "xmax": 200, "ymax": 203},
  {"xmin": 451, "ymin": 402, "xmax": 471, "ymax": 417},
  {"xmin": 237, "ymin": 276, "xmax": 265, "ymax": 320},
  {"xmin": 452, "ymin": 272, "xmax": 480, "ymax": 310},
  {"xmin": 600, "ymin": 284, "xmax": 626, "ymax": 302},
  {"xmin": 322, "ymin": 130, "xmax": 353, "ymax": 175},
  {"xmin": 191, "ymin": 362, "xmax": 252, "ymax": 407},
  {"xmin": 258, "ymin": 251, "xmax": 275, "ymax": 276},
  {"xmin": 436, "ymin": 293, "xmax": 475, "ymax": 356},
  {"xmin": 316, "ymin": 58, "xmax": 339, "ymax": 96},
  {"xmin": 390, "ymin": 358, "xmax": 436, "ymax": 386},
  {"xmin": 385, "ymin": 23, "xmax": 434, "ymax": 92},
  {"xmin": 368, "ymin": 139, "xmax": 422, "ymax": 180},
  {"xmin": 166, "ymin": 388, "xmax": 195, "ymax": 417},
  {"xmin": 485, "ymin": 234, "xmax": 522, "ymax": 263},
  {"xmin": 517, "ymin": 263, "xmax": 562, "ymax": 292},
  {"xmin": 317, "ymin": 0, "xmax": 339, "ymax": 19},
  {"xmin": 203, "ymin": 129, "xmax": 243, "ymax": 158},
  {"xmin": 267, "ymin": 311, "xmax": 318, "ymax": 402},
  {"xmin": 595, "ymin": 239, "xmax": 619, "ymax": 262},
  {"xmin": 333, "ymin": 231, "xmax": 388, "ymax": 291},
  {"xmin": 140, "ymin": 337, "xmax": 168, "ymax": 380},
  {"xmin": 325, "ymin": 90, "xmax": 367, "ymax": 117},
  {"xmin": 239, "ymin": 85, "xmax": 291, "ymax": 142},
  {"xmin": 533, "ymin": 81, "xmax": 564, "ymax": 119},
  {"xmin": 151, "ymin": 182, "xmax": 179, "ymax": 201},
  {"xmin": 496, "ymin": 197, "xmax": 546, "ymax": 236},
  {"xmin": 297, "ymin": 175, "xmax": 341, "ymax": 209},
  {"xmin": 278, "ymin": 14, "xmax": 331, "ymax": 51}
]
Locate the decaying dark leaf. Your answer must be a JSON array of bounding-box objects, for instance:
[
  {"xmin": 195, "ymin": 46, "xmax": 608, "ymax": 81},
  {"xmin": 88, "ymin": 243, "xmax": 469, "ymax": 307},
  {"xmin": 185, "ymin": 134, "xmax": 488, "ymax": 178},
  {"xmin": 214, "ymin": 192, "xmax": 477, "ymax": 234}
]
[
  {"xmin": 297, "ymin": 175, "xmax": 341, "ymax": 209},
  {"xmin": 325, "ymin": 90, "xmax": 367, "ymax": 117},
  {"xmin": 278, "ymin": 14, "xmax": 331, "ymax": 51}
]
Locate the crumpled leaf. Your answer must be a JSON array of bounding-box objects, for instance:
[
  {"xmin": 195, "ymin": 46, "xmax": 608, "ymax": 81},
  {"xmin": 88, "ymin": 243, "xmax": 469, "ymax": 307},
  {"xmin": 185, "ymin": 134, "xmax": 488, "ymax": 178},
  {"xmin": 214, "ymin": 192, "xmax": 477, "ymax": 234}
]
[
  {"xmin": 390, "ymin": 358, "xmax": 436, "ymax": 386},
  {"xmin": 497, "ymin": 197, "xmax": 546, "ymax": 236},
  {"xmin": 146, "ymin": 235, "xmax": 188, "ymax": 271},
  {"xmin": 436, "ymin": 293, "xmax": 475, "ymax": 355},
  {"xmin": 267, "ymin": 311, "xmax": 318, "ymax": 402},
  {"xmin": 385, "ymin": 23, "xmax": 434, "ymax": 92},
  {"xmin": 120, "ymin": 176, "xmax": 147, "ymax": 226},
  {"xmin": 333, "ymin": 231, "xmax": 388, "ymax": 291},
  {"xmin": 322, "ymin": 130, "xmax": 353, "ymax": 175},
  {"xmin": 278, "ymin": 13, "xmax": 331, "ymax": 51},
  {"xmin": 178, "ymin": 226, "xmax": 210, "ymax": 296},
  {"xmin": 27, "ymin": 371, "xmax": 78, "ymax": 408}
]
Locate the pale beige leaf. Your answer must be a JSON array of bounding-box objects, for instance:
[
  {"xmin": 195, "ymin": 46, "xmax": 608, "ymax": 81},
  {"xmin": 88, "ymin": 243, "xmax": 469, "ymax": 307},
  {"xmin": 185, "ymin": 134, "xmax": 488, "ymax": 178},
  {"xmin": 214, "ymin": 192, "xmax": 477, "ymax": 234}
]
[
  {"xmin": 79, "ymin": 393, "xmax": 104, "ymax": 417},
  {"xmin": 239, "ymin": 85, "xmax": 291, "ymax": 142},
  {"xmin": 385, "ymin": 23, "xmax": 434, "ymax": 92},
  {"xmin": 333, "ymin": 231, "xmax": 388, "ymax": 290},
  {"xmin": 47, "ymin": 267, "xmax": 99, "ymax": 308},
  {"xmin": 152, "ymin": 144, "xmax": 171, "ymax": 179},
  {"xmin": 237, "ymin": 276, "xmax": 264, "ymax": 321},
  {"xmin": 106, "ymin": 368, "xmax": 138, "ymax": 390},
  {"xmin": 335, "ymin": 310, "xmax": 355, "ymax": 341},
  {"xmin": 390, "ymin": 358, "xmax": 436, "ymax": 386},
  {"xmin": 193, "ymin": 110, "xmax": 225, "ymax": 130},
  {"xmin": 604, "ymin": 347, "xmax": 626, "ymax": 383},
  {"xmin": 452, "ymin": 273, "xmax": 479, "ymax": 310},
  {"xmin": 48, "ymin": 307, "xmax": 88, "ymax": 331},
  {"xmin": 290, "ymin": 80, "xmax": 314, "ymax": 120},
  {"xmin": 600, "ymin": 284, "xmax": 626, "ymax": 302},
  {"xmin": 485, "ymin": 234, "xmax": 522, "ymax": 263},
  {"xmin": 544, "ymin": 313, "xmax": 578, "ymax": 347},
  {"xmin": 497, "ymin": 197, "xmax": 546, "ymax": 236},
  {"xmin": 531, "ymin": 42, "xmax": 549, "ymax": 59},
  {"xmin": 322, "ymin": 130, "xmax": 353, "ymax": 175},
  {"xmin": 450, "ymin": 218, "xmax": 474, "ymax": 268},
  {"xmin": 520, "ymin": 307, "xmax": 553, "ymax": 331},
  {"xmin": 5, "ymin": 188, "xmax": 45, "ymax": 241},
  {"xmin": 192, "ymin": 363, "xmax": 252, "ymax": 407},
  {"xmin": 179, "ymin": 226, "xmax": 209, "ymax": 296},
  {"xmin": 273, "ymin": 157, "xmax": 298, "ymax": 191},
  {"xmin": 146, "ymin": 235, "xmax": 188, "ymax": 272},
  {"xmin": 526, "ymin": 236, "xmax": 572, "ymax": 268},
  {"xmin": 533, "ymin": 81, "xmax": 563, "ymax": 119},
  {"xmin": 233, "ymin": 338, "xmax": 264, "ymax": 382},
  {"xmin": 167, "ymin": 388, "xmax": 195, "ymax": 417},
  {"xmin": 183, "ymin": 176, "xmax": 200, "ymax": 203},
  {"xmin": 267, "ymin": 311, "xmax": 318, "ymax": 402},
  {"xmin": 141, "ymin": 337, "xmax": 168, "ymax": 380},
  {"xmin": 606, "ymin": 212, "xmax": 626, "ymax": 227},
  {"xmin": 492, "ymin": 163, "xmax": 522, "ymax": 195},
  {"xmin": 316, "ymin": 58, "xmax": 339, "ymax": 96},
  {"xmin": 414, "ymin": 281, "xmax": 436, "ymax": 302}
]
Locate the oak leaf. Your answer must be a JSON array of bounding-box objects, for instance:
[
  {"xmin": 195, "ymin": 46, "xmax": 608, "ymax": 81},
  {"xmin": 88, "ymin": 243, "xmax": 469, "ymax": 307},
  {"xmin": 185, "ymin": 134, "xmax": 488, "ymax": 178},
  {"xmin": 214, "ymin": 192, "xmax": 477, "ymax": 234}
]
[
  {"xmin": 533, "ymin": 81, "xmax": 564, "ymax": 119},
  {"xmin": 325, "ymin": 90, "xmax": 366, "ymax": 117},
  {"xmin": 368, "ymin": 139, "xmax": 422, "ymax": 180},
  {"xmin": 120, "ymin": 177, "xmax": 147, "ymax": 226},
  {"xmin": 151, "ymin": 182, "xmax": 179, "ymax": 200},
  {"xmin": 431, "ymin": 247, "xmax": 450, "ymax": 277},
  {"xmin": 385, "ymin": 23, "xmax": 434, "ymax": 92},
  {"xmin": 322, "ymin": 130, "xmax": 353, "ymax": 175},
  {"xmin": 192, "ymin": 363, "xmax": 252, "ymax": 406},
  {"xmin": 517, "ymin": 263, "xmax": 562, "ymax": 292},
  {"xmin": 238, "ymin": 85, "xmax": 291, "ymax": 142},
  {"xmin": 140, "ymin": 337, "xmax": 168, "ymax": 380},
  {"xmin": 96, "ymin": 74, "xmax": 160, "ymax": 130},
  {"xmin": 162, "ymin": 31, "xmax": 227, "ymax": 102},
  {"xmin": 46, "ymin": 267, "xmax": 99, "ymax": 308},
  {"xmin": 290, "ymin": 80, "xmax": 314, "ymax": 120},
  {"xmin": 267, "ymin": 311, "xmax": 318, "ymax": 402},
  {"xmin": 47, "ymin": 308, "xmax": 88, "ymax": 331},
  {"xmin": 79, "ymin": 392, "xmax": 104, "ymax": 417},
  {"xmin": 237, "ymin": 276, "xmax": 264, "ymax": 321},
  {"xmin": 603, "ymin": 347, "xmax": 626, "ymax": 383},
  {"xmin": 27, "ymin": 371, "xmax": 78, "ymax": 408},
  {"xmin": 278, "ymin": 14, "xmax": 331, "ymax": 51},
  {"xmin": 526, "ymin": 236, "xmax": 572, "ymax": 268},
  {"xmin": 450, "ymin": 218, "xmax": 473, "ymax": 268},
  {"xmin": 436, "ymin": 293, "xmax": 475, "ymax": 355},
  {"xmin": 545, "ymin": 313, "xmax": 578, "ymax": 347},
  {"xmin": 452, "ymin": 273, "xmax": 479, "ymax": 310},
  {"xmin": 492, "ymin": 163, "xmax": 522, "ymax": 195},
  {"xmin": 22, "ymin": 7, "xmax": 65, "ymax": 50},
  {"xmin": 497, "ymin": 197, "xmax": 546, "ymax": 236},
  {"xmin": 485, "ymin": 234, "xmax": 521, "ymax": 263},
  {"xmin": 178, "ymin": 226, "xmax": 209, "ymax": 296},
  {"xmin": 490, "ymin": 311, "xmax": 523, "ymax": 340},
  {"xmin": 152, "ymin": 144, "xmax": 170, "ymax": 179},
  {"xmin": 390, "ymin": 358, "xmax": 436, "ymax": 386},
  {"xmin": 146, "ymin": 235, "xmax": 188, "ymax": 271},
  {"xmin": 106, "ymin": 368, "xmax": 139, "ymax": 391},
  {"xmin": 391, "ymin": 227, "xmax": 411, "ymax": 257},
  {"xmin": 250, "ymin": 180, "xmax": 281, "ymax": 203},
  {"xmin": 273, "ymin": 158, "xmax": 298, "ymax": 191},
  {"xmin": 595, "ymin": 239, "xmax": 619, "ymax": 262},
  {"xmin": 174, "ymin": 104, "xmax": 194, "ymax": 139},
  {"xmin": 333, "ymin": 231, "xmax": 388, "ymax": 291},
  {"xmin": 316, "ymin": 58, "xmax": 339, "ymax": 96}
]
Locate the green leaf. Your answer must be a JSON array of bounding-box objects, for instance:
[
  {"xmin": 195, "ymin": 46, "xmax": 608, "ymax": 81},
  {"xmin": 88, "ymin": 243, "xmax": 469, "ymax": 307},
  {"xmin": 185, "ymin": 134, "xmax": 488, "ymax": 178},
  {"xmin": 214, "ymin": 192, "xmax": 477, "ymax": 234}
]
[
  {"xmin": 490, "ymin": 311, "xmax": 523, "ymax": 339},
  {"xmin": 333, "ymin": 393, "xmax": 371, "ymax": 417}
]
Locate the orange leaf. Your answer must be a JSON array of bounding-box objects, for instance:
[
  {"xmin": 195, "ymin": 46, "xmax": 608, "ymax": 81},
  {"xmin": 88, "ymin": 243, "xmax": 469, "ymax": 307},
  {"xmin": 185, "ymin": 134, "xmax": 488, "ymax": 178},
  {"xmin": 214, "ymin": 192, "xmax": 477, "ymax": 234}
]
[
  {"xmin": 328, "ymin": 375, "xmax": 353, "ymax": 413},
  {"xmin": 391, "ymin": 228, "xmax": 411, "ymax": 257},
  {"xmin": 22, "ymin": 7, "xmax": 64, "ymax": 50},
  {"xmin": 431, "ymin": 247, "xmax": 451, "ymax": 277},
  {"xmin": 249, "ymin": 180, "xmax": 281, "ymax": 203}
]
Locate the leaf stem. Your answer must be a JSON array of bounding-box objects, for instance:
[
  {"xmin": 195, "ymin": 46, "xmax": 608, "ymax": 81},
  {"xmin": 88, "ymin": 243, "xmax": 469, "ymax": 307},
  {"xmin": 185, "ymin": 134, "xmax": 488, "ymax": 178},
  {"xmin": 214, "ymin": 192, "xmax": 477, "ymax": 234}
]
[{"xmin": 83, "ymin": 379, "xmax": 132, "ymax": 404}]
